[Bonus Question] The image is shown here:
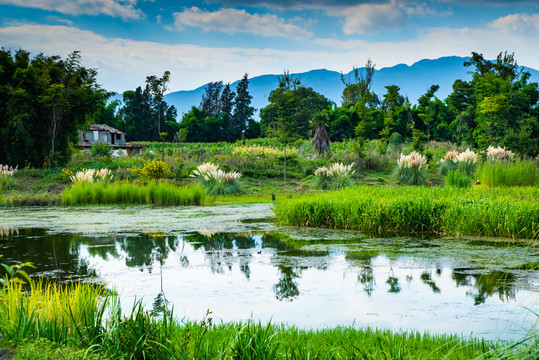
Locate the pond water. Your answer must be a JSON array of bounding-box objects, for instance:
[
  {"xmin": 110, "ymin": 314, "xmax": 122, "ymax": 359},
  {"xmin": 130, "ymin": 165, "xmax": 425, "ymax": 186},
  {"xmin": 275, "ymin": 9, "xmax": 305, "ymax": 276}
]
[{"xmin": 1, "ymin": 205, "xmax": 538, "ymax": 341}]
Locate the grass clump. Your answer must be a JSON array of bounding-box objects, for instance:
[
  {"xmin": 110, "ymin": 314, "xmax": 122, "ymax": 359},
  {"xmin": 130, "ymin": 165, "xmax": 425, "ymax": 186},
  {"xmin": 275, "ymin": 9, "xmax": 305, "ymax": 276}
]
[
  {"xmin": 476, "ymin": 160, "xmax": 539, "ymax": 187},
  {"xmin": 272, "ymin": 186, "xmax": 539, "ymax": 239},
  {"xmin": 445, "ymin": 170, "xmax": 472, "ymax": 188},
  {"xmin": 313, "ymin": 163, "xmax": 355, "ymax": 190},
  {"xmin": 61, "ymin": 181, "xmax": 204, "ymax": 206},
  {"xmin": 395, "ymin": 151, "xmax": 428, "ymax": 185},
  {"xmin": 191, "ymin": 162, "xmax": 242, "ymax": 195}
]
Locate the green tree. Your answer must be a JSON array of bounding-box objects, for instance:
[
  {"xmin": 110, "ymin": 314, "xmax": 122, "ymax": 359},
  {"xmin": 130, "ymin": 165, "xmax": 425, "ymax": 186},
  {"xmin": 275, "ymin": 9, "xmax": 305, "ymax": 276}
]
[{"xmin": 232, "ymin": 73, "xmax": 255, "ymax": 140}]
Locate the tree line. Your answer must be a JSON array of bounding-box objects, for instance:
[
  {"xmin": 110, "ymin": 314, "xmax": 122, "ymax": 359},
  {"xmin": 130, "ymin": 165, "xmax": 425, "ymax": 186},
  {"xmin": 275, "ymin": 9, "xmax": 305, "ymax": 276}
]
[{"xmin": 0, "ymin": 48, "xmax": 537, "ymax": 169}]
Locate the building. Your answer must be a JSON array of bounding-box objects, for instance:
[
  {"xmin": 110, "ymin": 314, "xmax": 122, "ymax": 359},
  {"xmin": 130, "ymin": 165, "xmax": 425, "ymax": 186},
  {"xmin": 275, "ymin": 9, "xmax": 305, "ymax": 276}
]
[{"xmin": 79, "ymin": 124, "xmax": 145, "ymax": 156}]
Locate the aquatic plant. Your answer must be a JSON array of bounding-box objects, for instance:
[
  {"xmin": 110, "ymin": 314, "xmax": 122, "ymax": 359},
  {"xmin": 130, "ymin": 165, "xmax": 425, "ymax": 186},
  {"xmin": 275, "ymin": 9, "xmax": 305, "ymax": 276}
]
[
  {"xmin": 272, "ymin": 186, "xmax": 539, "ymax": 239},
  {"xmin": 314, "ymin": 162, "xmax": 355, "ymax": 189},
  {"xmin": 0, "ymin": 164, "xmax": 18, "ymax": 176},
  {"xmin": 476, "ymin": 159, "xmax": 539, "ymax": 187},
  {"xmin": 395, "ymin": 151, "xmax": 428, "ymax": 185},
  {"xmin": 486, "ymin": 145, "xmax": 515, "ymax": 161},
  {"xmin": 61, "ymin": 181, "xmax": 205, "ymax": 206},
  {"xmin": 191, "ymin": 162, "xmax": 242, "ymax": 195}
]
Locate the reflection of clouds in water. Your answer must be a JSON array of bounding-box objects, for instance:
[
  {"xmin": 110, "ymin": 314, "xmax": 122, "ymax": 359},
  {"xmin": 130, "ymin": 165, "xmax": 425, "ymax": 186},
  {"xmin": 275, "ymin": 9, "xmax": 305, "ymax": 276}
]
[{"xmin": 1, "ymin": 207, "xmax": 539, "ymax": 341}]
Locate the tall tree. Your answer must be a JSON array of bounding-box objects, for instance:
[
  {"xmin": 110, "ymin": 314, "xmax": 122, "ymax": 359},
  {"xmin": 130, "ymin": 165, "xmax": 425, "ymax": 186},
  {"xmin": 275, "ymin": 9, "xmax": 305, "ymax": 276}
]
[
  {"xmin": 146, "ymin": 71, "xmax": 171, "ymax": 135},
  {"xmin": 200, "ymin": 81, "xmax": 224, "ymax": 116},
  {"xmin": 232, "ymin": 73, "xmax": 255, "ymax": 139}
]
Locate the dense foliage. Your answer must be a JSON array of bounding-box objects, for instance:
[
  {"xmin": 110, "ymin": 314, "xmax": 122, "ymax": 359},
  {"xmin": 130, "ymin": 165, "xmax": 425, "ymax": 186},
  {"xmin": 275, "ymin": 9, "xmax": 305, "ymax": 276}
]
[{"xmin": 0, "ymin": 49, "xmax": 108, "ymax": 167}]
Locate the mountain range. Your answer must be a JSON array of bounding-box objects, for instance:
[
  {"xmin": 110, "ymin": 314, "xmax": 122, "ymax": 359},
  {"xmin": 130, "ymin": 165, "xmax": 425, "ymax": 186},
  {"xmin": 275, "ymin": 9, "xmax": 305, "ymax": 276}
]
[{"xmin": 162, "ymin": 56, "xmax": 539, "ymax": 119}]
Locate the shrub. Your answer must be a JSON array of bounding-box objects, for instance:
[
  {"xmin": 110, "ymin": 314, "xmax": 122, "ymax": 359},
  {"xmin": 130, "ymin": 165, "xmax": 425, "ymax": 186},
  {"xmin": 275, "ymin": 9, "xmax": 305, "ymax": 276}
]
[
  {"xmin": 89, "ymin": 142, "xmax": 113, "ymax": 158},
  {"xmin": 191, "ymin": 162, "xmax": 242, "ymax": 195},
  {"xmin": 140, "ymin": 159, "xmax": 171, "ymax": 181},
  {"xmin": 395, "ymin": 151, "xmax": 428, "ymax": 186},
  {"xmin": 486, "ymin": 145, "xmax": 514, "ymax": 161}
]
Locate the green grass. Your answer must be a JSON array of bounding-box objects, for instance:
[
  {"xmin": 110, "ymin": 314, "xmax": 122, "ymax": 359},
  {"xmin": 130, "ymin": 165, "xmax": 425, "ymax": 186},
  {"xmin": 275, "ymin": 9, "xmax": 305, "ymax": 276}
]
[
  {"xmin": 272, "ymin": 186, "xmax": 539, "ymax": 239},
  {"xmin": 61, "ymin": 181, "xmax": 205, "ymax": 206},
  {"xmin": 476, "ymin": 160, "xmax": 539, "ymax": 187},
  {"xmin": 445, "ymin": 170, "xmax": 473, "ymax": 188},
  {"xmin": 0, "ymin": 279, "xmax": 525, "ymax": 360}
]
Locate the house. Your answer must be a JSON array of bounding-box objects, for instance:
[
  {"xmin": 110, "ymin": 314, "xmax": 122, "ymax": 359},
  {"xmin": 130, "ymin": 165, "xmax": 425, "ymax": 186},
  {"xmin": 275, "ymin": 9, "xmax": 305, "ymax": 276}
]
[{"xmin": 79, "ymin": 124, "xmax": 145, "ymax": 156}]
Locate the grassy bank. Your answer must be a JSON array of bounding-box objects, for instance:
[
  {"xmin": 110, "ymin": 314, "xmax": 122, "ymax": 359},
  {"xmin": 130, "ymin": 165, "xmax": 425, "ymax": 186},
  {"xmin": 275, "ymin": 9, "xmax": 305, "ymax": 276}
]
[
  {"xmin": 61, "ymin": 181, "xmax": 205, "ymax": 206},
  {"xmin": 0, "ymin": 280, "xmax": 529, "ymax": 360},
  {"xmin": 272, "ymin": 186, "xmax": 539, "ymax": 239}
]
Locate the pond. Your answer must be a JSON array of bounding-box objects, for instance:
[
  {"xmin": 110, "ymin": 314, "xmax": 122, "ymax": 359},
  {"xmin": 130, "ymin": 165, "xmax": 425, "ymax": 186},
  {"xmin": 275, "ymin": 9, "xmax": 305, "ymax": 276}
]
[{"xmin": 1, "ymin": 204, "xmax": 538, "ymax": 342}]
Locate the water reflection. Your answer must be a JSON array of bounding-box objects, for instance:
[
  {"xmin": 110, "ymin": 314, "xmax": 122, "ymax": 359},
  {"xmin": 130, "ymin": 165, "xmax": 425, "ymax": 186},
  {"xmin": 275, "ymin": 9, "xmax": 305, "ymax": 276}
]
[{"xmin": 1, "ymin": 229, "xmax": 538, "ymax": 339}]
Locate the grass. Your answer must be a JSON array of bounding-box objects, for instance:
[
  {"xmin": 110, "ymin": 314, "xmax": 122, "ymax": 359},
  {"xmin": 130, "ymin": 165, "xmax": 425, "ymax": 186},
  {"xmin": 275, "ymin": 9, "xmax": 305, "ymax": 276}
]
[
  {"xmin": 61, "ymin": 181, "xmax": 205, "ymax": 206},
  {"xmin": 272, "ymin": 186, "xmax": 539, "ymax": 239},
  {"xmin": 445, "ymin": 170, "xmax": 473, "ymax": 188},
  {"xmin": 0, "ymin": 279, "xmax": 526, "ymax": 360},
  {"xmin": 476, "ymin": 160, "xmax": 539, "ymax": 187}
]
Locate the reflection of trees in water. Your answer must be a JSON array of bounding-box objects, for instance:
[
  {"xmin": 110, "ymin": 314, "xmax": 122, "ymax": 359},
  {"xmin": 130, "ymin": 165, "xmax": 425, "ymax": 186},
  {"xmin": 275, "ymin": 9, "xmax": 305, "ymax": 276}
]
[
  {"xmin": 452, "ymin": 269, "xmax": 517, "ymax": 305},
  {"xmin": 116, "ymin": 234, "xmax": 179, "ymax": 273},
  {"xmin": 0, "ymin": 229, "xmax": 95, "ymax": 281},
  {"xmin": 420, "ymin": 271, "xmax": 441, "ymax": 294},
  {"xmin": 273, "ymin": 265, "xmax": 305, "ymax": 301},
  {"xmin": 186, "ymin": 233, "xmax": 256, "ymax": 279}
]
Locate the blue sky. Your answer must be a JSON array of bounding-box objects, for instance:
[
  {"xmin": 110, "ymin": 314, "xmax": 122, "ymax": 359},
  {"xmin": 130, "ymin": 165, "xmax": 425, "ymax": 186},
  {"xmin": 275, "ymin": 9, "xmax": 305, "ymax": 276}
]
[{"xmin": 1, "ymin": 0, "xmax": 538, "ymax": 93}]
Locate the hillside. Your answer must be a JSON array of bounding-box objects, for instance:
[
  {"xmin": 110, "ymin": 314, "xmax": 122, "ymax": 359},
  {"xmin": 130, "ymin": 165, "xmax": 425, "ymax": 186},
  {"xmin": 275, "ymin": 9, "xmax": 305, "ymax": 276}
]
[{"xmin": 160, "ymin": 56, "xmax": 538, "ymax": 119}]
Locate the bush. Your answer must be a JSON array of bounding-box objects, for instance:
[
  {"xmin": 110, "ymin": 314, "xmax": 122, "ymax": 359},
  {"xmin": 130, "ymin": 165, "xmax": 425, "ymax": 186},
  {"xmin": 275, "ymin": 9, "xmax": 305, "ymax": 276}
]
[
  {"xmin": 140, "ymin": 159, "xmax": 171, "ymax": 181},
  {"xmin": 89, "ymin": 142, "xmax": 113, "ymax": 158},
  {"xmin": 191, "ymin": 162, "xmax": 242, "ymax": 195},
  {"xmin": 313, "ymin": 163, "xmax": 355, "ymax": 190}
]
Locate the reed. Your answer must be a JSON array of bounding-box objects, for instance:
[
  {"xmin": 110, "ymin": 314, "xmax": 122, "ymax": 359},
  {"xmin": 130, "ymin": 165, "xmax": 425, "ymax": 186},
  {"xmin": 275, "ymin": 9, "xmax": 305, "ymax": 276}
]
[
  {"xmin": 272, "ymin": 186, "xmax": 539, "ymax": 239},
  {"xmin": 61, "ymin": 181, "xmax": 205, "ymax": 206},
  {"xmin": 476, "ymin": 160, "xmax": 539, "ymax": 187},
  {"xmin": 0, "ymin": 279, "xmax": 529, "ymax": 359}
]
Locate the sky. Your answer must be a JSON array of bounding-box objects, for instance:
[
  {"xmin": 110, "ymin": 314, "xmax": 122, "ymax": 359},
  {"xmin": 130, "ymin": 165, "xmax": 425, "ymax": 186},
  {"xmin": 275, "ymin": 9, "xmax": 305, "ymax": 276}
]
[{"xmin": 1, "ymin": 0, "xmax": 538, "ymax": 94}]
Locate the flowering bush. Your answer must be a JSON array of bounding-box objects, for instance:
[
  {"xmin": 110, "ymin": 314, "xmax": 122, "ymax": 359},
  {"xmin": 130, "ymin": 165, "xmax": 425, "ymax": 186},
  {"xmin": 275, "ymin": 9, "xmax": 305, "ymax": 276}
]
[
  {"xmin": 190, "ymin": 162, "xmax": 242, "ymax": 195},
  {"xmin": 314, "ymin": 163, "xmax": 355, "ymax": 189},
  {"xmin": 486, "ymin": 146, "xmax": 515, "ymax": 161},
  {"xmin": 140, "ymin": 159, "xmax": 171, "ymax": 180},
  {"xmin": 395, "ymin": 151, "xmax": 428, "ymax": 185}
]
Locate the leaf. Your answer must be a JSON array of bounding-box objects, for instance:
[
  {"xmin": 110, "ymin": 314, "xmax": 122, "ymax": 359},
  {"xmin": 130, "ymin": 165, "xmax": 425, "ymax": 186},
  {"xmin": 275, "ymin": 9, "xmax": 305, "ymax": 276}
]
[{"xmin": 1, "ymin": 263, "xmax": 15, "ymax": 276}]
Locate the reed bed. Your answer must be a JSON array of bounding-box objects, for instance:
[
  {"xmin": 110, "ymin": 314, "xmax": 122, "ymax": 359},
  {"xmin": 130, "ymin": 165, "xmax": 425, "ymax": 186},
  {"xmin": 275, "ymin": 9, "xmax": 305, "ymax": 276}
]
[
  {"xmin": 0, "ymin": 279, "xmax": 516, "ymax": 359},
  {"xmin": 61, "ymin": 181, "xmax": 205, "ymax": 206},
  {"xmin": 272, "ymin": 186, "xmax": 539, "ymax": 239},
  {"xmin": 476, "ymin": 160, "xmax": 539, "ymax": 187}
]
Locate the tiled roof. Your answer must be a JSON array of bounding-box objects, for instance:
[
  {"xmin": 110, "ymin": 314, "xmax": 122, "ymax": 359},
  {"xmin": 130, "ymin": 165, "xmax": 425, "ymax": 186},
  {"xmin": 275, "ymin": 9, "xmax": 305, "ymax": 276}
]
[{"xmin": 87, "ymin": 124, "xmax": 124, "ymax": 134}]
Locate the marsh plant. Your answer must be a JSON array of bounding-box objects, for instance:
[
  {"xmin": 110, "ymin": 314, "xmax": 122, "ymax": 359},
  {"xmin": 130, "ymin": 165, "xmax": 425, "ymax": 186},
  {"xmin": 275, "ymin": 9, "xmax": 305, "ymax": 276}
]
[
  {"xmin": 69, "ymin": 168, "xmax": 113, "ymax": 184},
  {"xmin": 476, "ymin": 159, "xmax": 539, "ymax": 187},
  {"xmin": 314, "ymin": 162, "xmax": 355, "ymax": 189},
  {"xmin": 395, "ymin": 151, "xmax": 428, "ymax": 185},
  {"xmin": 486, "ymin": 145, "xmax": 515, "ymax": 162},
  {"xmin": 439, "ymin": 148, "xmax": 478, "ymax": 176},
  {"xmin": 191, "ymin": 162, "xmax": 242, "ymax": 195}
]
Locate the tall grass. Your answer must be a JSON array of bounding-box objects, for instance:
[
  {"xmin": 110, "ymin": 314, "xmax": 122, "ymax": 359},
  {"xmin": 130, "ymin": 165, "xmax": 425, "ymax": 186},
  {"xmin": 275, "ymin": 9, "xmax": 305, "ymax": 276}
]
[
  {"xmin": 476, "ymin": 160, "xmax": 539, "ymax": 187},
  {"xmin": 61, "ymin": 181, "xmax": 205, "ymax": 206},
  {"xmin": 272, "ymin": 186, "xmax": 539, "ymax": 239},
  {"xmin": 0, "ymin": 278, "xmax": 516, "ymax": 359}
]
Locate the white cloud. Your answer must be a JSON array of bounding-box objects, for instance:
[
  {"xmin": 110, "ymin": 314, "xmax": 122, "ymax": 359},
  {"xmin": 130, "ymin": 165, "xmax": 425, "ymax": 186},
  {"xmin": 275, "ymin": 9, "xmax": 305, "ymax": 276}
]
[
  {"xmin": 0, "ymin": 0, "xmax": 144, "ymax": 19},
  {"xmin": 0, "ymin": 15, "xmax": 537, "ymax": 96},
  {"xmin": 173, "ymin": 7, "xmax": 312, "ymax": 39}
]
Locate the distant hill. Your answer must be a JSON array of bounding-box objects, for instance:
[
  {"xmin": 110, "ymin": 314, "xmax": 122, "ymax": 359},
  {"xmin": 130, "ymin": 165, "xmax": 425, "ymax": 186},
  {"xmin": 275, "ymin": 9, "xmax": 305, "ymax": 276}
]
[{"xmin": 155, "ymin": 56, "xmax": 537, "ymax": 119}]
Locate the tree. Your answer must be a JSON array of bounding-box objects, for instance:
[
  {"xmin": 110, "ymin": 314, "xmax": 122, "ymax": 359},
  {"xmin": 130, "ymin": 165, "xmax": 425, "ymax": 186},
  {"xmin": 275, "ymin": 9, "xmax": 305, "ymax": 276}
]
[
  {"xmin": 146, "ymin": 71, "xmax": 171, "ymax": 135},
  {"xmin": 232, "ymin": 73, "xmax": 255, "ymax": 140},
  {"xmin": 0, "ymin": 49, "xmax": 108, "ymax": 167},
  {"xmin": 200, "ymin": 81, "xmax": 224, "ymax": 116},
  {"xmin": 341, "ymin": 58, "xmax": 375, "ymax": 105},
  {"xmin": 311, "ymin": 111, "xmax": 330, "ymax": 156}
]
